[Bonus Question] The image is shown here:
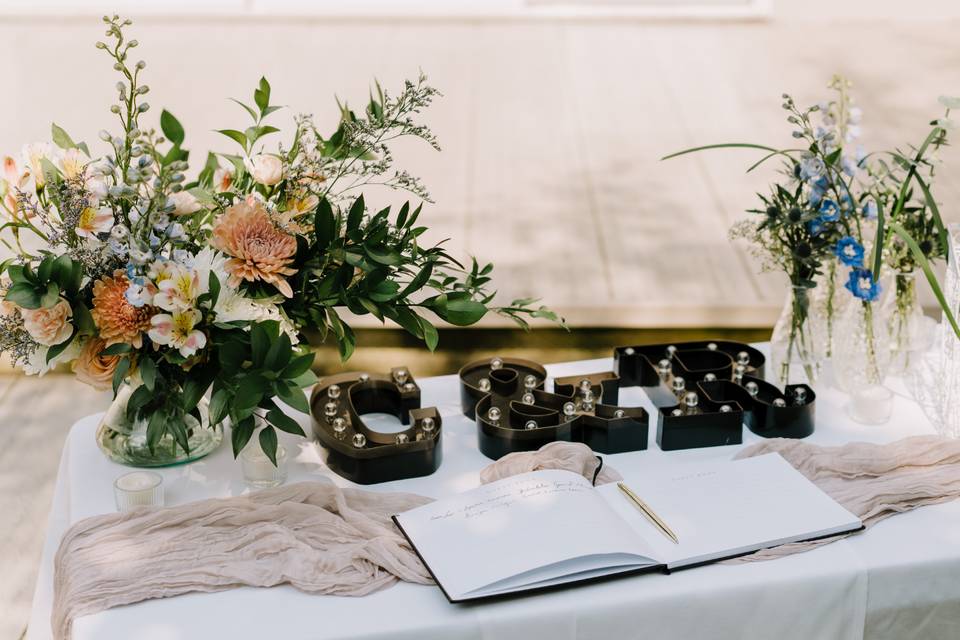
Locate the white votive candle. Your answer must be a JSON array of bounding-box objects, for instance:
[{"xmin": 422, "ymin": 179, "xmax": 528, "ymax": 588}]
[
  {"xmin": 114, "ymin": 471, "xmax": 164, "ymax": 512},
  {"xmin": 847, "ymin": 384, "xmax": 894, "ymax": 425}
]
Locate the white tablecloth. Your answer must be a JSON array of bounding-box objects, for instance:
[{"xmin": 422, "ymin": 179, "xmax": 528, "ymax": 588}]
[{"xmin": 26, "ymin": 355, "xmax": 960, "ymax": 640}]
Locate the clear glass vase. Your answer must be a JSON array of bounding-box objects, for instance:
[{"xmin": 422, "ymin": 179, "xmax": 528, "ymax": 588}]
[
  {"xmin": 769, "ymin": 285, "xmax": 827, "ymax": 386},
  {"xmin": 96, "ymin": 379, "xmax": 223, "ymax": 467},
  {"xmin": 833, "ymin": 298, "xmax": 893, "ymax": 423},
  {"xmin": 809, "ymin": 258, "xmax": 846, "ymax": 358},
  {"xmin": 882, "ymin": 270, "xmax": 930, "ymax": 375},
  {"xmin": 907, "ymin": 223, "xmax": 960, "ymax": 437}
]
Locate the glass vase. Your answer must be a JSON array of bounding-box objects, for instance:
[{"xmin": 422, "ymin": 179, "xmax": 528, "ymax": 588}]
[
  {"xmin": 96, "ymin": 379, "xmax": 223, "ymax": 467},
  {"xmin": 833, "ymin": 298, "xmax": 893, "ymax": 424},
  {"xmin": 809, "ymin": 258, "xmax": 846, "ymax": 358},
  {"xmin": 907, "ymin": 223, "xmax": 960, "ymax": 437},
  {"xmin": 769, "ymin": 285, "xmax": 826, "ymax": 386},
  {"xmin": 882, "ymin": 270, "xmax": 930, "ymax": 375}
]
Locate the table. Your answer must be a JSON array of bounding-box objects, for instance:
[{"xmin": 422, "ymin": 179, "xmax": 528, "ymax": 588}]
[{"xmin": 27, "ymin": 355, "xmax": 960, "ymax": 640}]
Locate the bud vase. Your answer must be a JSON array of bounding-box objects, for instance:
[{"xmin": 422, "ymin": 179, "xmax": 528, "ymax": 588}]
[
  {"xmin": 96, "ymin": 379, "xmax": 223, "ymax": 467},
  {"xmin": 881, "ymin": 270, "xmax": 931, "ymax": 375},
  {"xmin": 907, "ymin": 223, "xmax": 960, "ymax": 437},
  {"xmin": 833, "ymin": 298, "xmax": 893, "ymax": 424},
  {"xmin": 769, "ymin": 285, "xmax": 826, "ymax": 386},
  {"xmin": 809, "ymin": 258, "xmax": 845, "ymax": 358}
]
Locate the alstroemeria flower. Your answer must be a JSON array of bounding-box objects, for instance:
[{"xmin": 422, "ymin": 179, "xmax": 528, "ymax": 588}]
[
  {"xmin": 148, "ymin": 308, "xmax": 207, "ymax": 357},
  {"xmin": 76, "ymin": 205, "xmax": 114, "ymax": 238},
  {"xmin": 58, "ymin": 148, "xmax": 88, "ymax": 180},
  {"xmin": 21, "ymin": 142, "xmax": 52, "ymax": 188},
  {"xmin": 834, "ymin": 236, "xmax": 865, "ymax": 267},
  {"xmin": 845, "ymin": 268, "xmax": 882, "ymax": 302},
  {"xmin": 213, "ymin": 167, "xmax": 234, "ymax": 193},
  {"xmin": 152, "ymin": 264, "xmax": 201, "ymax": 311}
]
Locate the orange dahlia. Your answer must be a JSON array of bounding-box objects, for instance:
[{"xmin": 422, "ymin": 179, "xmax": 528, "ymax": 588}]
[
  {"xmin": 90, "ymin": 270, "xmax": 154, "ymax": 348},
  {"xmin": 211, "ymin": 200, "xmax": 298, "ymax": 298}
]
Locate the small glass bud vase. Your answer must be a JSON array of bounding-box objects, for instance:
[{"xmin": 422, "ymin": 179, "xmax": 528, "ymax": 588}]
[
  {"xmin": 240, "ymin": 418, "xmax": 289, "ymax": 489},
  {"xmin": 881, "ymin": 270, "xmax": 931, "ymax": 375},
  {"xmin": 907, "ymin": 223, "xmax": 960, "ymax": 438},
  {"xmin": 808, "ymin": 258, "xmax": 847, "ymax": 358},
  {"xmin": 833, "ymin": 298, "xmax": 893, "ymax": 424},
  {"xmin": 770, "ymin": 285, "xmax": 827, "ymax": 386}
]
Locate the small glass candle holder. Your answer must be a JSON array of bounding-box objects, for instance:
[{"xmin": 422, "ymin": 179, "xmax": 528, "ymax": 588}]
[
  {"xmin": 847, "ymin": 385, "xmax": 894, "ymax": 425},
  {"xmin": 240, "ymin": 439, "xmax": 288, "ymax": 489},
  {"xmin": 114, "ymin": 471, "xmax": 164, "ymax": 512}
]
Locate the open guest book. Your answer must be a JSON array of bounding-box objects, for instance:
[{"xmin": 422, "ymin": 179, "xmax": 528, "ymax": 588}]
[{"xmin": 393, "ymin": 454, "xmax": 862, "ymax": 602}]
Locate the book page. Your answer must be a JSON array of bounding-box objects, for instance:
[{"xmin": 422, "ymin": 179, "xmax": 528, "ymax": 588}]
[
  {"xmin": 395, "ymin": 469, "xmax": 658, "ymax": 600},
  {"xmin": 597, "ymin": 453, "xmax": 862, "ymax": 568}
]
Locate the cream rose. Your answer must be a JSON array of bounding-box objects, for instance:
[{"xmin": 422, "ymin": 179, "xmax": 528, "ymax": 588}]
[
  {"xmin": 245, "ymin": 154, "xmax": 283, "ymax": 186},
  {"xmin": 21, "ymin": 298, "xmax": 73, "ymax": 346},
  {"xmin": 170, "ymin": 190, "xmax": 202, "ymax": 216},
  {"xmin": 72, "ymin": 337, "xmax": 121, "ymax": 390}
]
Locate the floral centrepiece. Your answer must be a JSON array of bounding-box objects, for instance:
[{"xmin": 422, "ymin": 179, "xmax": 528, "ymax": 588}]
[
  {"xmin": 0, "ymin": 16, "xmax": 559, "ymax": 466},
  {"xmin": 665, "ymin": 75, "xmax": 955, "ymax": 408}
]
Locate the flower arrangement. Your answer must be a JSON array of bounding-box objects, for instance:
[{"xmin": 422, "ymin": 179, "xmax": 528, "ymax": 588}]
[
  {"xmin": 665, "ymin": 76, "xmax": 957, "ymax": 387},
  {"xmin": 0, "ymin": 16, "xmax": 559, "ymax": 465}
]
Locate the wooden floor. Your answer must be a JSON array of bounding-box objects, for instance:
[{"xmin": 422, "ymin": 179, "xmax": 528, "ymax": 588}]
[{"xmin": 1, "ymin": 18, "xmax": 959, "ymax": 327}]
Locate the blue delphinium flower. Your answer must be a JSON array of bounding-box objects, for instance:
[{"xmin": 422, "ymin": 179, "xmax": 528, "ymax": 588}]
[
  {"xmin": 845, "ymin": 268, "xmax": 882, "ymax": 302},
  {"xmin": 808, "ymin": 175, "xmax": 828, "ymax": 207},
  {"xmin": 834, "ymin": 236, "xmax": 864, "ymax": 267},
  {"xmin": 819, "ymin": 199, "xmax": 840, "ymax": 221},
  {"xmin": 808, "ymin": 217, "xmax": 826, "ymax": 236},
  {"xmin": 862, "ymin": 200, "xmax": 878, "ymax": 219}
]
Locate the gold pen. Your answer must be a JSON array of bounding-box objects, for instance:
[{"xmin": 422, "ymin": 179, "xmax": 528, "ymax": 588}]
[{"xmin": 617, "ymin": 482, "xmax": 679, "ymax": 545}]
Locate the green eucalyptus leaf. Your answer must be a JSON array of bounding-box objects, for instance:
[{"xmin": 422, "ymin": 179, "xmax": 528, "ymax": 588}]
[
  {"xmin": 281, "ymin": 352, "xmax": 315, "ymax": 379},
  {"xmin": 231, "ymin": 415, "xmax": 255, "ymax": 458},
  {"xmin": 209, "ymin": 388, "xmax": 230, "ymax": 426},
  {"xmin": 100, "ymin": 342, "xmax": 132, "ymax": 356},
  {"xmin": 39, "ymin": 282, "xmax": 60, "ymax": 308},
  {"xmin": 51, "ymin": 122, "xmax": 78, "ymax": 150},
  {"xmin": 112, "ymin": 356, "xmax": 131, "ymax": 396},
  {"xmin": 314, "ymin": 198, "xmax": 337, "ymax": 248},
  {"xmin": 160, "ymin": 109, "xmax": 186, "ymax": 146},
  {"xmin": 5, "ymin": 282, "xmax": 41, "ymax": 309},
  {"xmin": 258, "ymin": 425, "xmax": 279, "ymax": 466},
  {"xmin": 216, "ymin": 129, "xmax": 248, "ymax": 151},
  {"xmin": 45, "ymin": 329, "xmax": 75, "ymax": 364},
  {"xmin": 139, "ymin": 355, "xmax": 158, "ymax": 391},
  {"xmin": 347, "ymin": 195, "xmax": 365, "ymax": 231},
  {"xmin": 266, "ymin": 409, "xmax": 305, "ymax": 437},
  {"xmin": 263, "ymin": 332, "xmax": 292, "ymax": 371},
  {"xmin": 146, "ymin": 410, "xmax": 166, "ymax": 454},
  {"xmin": 276, "ymin": 381, "xmax": 310, "ymax": 413}
]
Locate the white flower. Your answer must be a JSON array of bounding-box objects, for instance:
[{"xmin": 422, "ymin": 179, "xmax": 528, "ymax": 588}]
[
  {"xmin": 939, "ymin": 95, "xmax": 960, "ymax": 110},
  {"xmin": 75, "ymin": 205, "xmax": 114, "ymax": 238},
  {"xmin": 148, "ymin": 308, "xmax": 207, "ymax": 357},
  {"xmin": 85, "ymin": 174, "xmax": 109, "ymax": 201},
  {"xmin": 936, "ymin": 118, "xmax": 957, "ymax": 131},
  {"xmin": 213, "ymin": 167, "xmax": 234, "ymax": 193},
  {"xmin": 244, "ymin": 154, "xmax": 283, "ymax": 186},
  {"xmin": 152, "ymin": 264, "xmax": 201, "ymax": 311},
  {"xmin": 58, "ymin": 148, "xmax": 88, "ymax": 180},
  {"xmin": 21, "ymin": 143, "xmax": 53, "ymax": 188},
  {"xmin": 169, "ymin": 190, "xmax": 202, "ymax": 216},
  {"xmin": 21, "ymin": 339, "xmax": 80, "ymax": 376}
]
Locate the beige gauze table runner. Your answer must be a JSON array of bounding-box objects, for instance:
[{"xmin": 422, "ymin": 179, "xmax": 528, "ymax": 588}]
[{"xmin": 52, "ymin": 436, "xmax": 960, "ymax": 639}]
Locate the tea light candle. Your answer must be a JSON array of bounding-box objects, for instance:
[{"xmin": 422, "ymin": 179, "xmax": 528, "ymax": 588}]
[
  {"xmin": 848, "ymin": 385, "xmax": 894, "ymax": 425},
  {"xmin": 240, "ymin": 441, "xmax": 288, "ymax": 489},
  {"xmin": 114, "ymin": 471, "xmax": 164, "ymax": 512}
]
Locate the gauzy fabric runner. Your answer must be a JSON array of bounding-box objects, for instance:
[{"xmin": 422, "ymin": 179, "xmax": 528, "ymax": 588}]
[
  {"xmin": 52, "ymin": 436, "xmax": 960, "ymax": 638},
  {"xmin": 51, "ymin": 442, "xmax": 607, "ymax": 640},
  {"xmin": 727, "ymin": 435, "xmax": 960, "ymax": 562}
]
